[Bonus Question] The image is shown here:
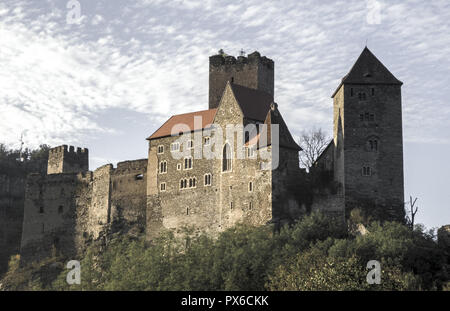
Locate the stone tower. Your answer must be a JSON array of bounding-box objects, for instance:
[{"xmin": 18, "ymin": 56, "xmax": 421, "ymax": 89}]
[
  {"xmin": 208, "ymin": 51, "xmax": 274, "ymax": 109},
  {"xmin": 331, "ymin": 47, "xmax": 404, "ymax": 220},
  {"xmin": 47, "ymin": 145, "xmax": 89, "ymax": 175}
]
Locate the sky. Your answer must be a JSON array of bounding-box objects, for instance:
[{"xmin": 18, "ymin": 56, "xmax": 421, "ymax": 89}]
[{"xmin": 0, "ymin": 0, "xmax": 449, "ymax": 229}]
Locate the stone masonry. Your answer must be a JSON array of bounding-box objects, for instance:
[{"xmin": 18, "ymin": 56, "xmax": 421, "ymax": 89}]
[{"xmin": 17, "ymin": 48, "xmax": 412, "ymax": 264}]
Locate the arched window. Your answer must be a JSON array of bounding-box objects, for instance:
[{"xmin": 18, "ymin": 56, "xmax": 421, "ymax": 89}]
[
  {"xmin": 222, "ymin": 143, "xmax": 232, "ymax": 172},
  {"xmin": 366, "ymin": 137, "xmax": 379, "ymax": 151}
]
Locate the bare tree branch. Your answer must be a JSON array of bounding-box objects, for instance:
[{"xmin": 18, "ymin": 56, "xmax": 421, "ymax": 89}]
[
  {"xmin": 405, "ymin": 196, "xmax": 419, "ymax": 229},
  {"xmin": 298, "ymin": 128, "xmax": 330, "ymax": 171}
]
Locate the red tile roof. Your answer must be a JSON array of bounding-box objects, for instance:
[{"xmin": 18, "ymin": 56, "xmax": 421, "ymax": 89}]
[{"xmin": 147, "ymin": 108, "xmax": 217, "ymax": 140}]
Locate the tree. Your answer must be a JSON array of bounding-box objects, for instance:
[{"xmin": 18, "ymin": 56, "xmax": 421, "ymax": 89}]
[
  {"xmin": 298, "ymin": 128, "xmax": 330, "ymax": 170},
  {"xmin": 405, "ymin": 196, "xmax": 419, "ymax": 229}
]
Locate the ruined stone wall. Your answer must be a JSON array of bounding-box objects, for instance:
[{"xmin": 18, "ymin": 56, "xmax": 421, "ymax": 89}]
[
  {"xmin": 20, "ymin": 158, "xmax": 148, "ymax": 264},
  {"xmin": 0, "ymin": 174, "xmax": 25, "ymax": 275},
  {"xmin": 209, "ymin": 52, "xmax": 274, "ymax": 109},
  {"xmin": 89, "ymin": 165, "xmax": 112, "ymax": 240},
  {"xmin": 111, "ymin": 160, "xmax": 147, "ymax": 235},
  {"xmin": 272, "ymin": 147, "xmax": 307, "ymax": 227},
  {"xmin": 20, "ymin": 173, "xmax": 81, "ymax": 263}
]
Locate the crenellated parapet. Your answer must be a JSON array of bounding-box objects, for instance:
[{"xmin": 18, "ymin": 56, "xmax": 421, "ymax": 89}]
[
  {"xmin": 47, "ymin": 145, "xmax": 89, "ymax": 175},
  {"xmin": 209, "ymin": 51, "xmax": 274, "ymax": 109}
]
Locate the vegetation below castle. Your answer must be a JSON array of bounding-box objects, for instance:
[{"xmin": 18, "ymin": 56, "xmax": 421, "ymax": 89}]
[{"xmin": 1, "ymin": 212, "xmax": 448, "ymax": 291}]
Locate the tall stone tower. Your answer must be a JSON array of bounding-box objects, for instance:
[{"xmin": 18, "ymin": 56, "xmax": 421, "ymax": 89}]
[
  {"xmin": 208, "ymin": 51, "xmax": 274, "ymax": 109},
  {"xmin": 47, "ymin": 145, "xmax": 89, "ymax": 175},
  {"xmin": 331, "ymin": 47, "xmax": 404, "ymax": 220}
]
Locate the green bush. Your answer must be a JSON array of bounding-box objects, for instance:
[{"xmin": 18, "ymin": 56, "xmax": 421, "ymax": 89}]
[{"xmin": 2, "ymin": 212, "xmax": 447, "ymax": 291}]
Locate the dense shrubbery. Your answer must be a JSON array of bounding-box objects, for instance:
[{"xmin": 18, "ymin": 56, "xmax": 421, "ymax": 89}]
[{"xmin": 1, "ymin": 212, "xmax": 448, "ymax": 291}]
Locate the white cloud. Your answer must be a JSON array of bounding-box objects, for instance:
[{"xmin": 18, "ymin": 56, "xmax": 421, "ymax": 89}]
[{"xmin": 0, "ymin": 0, "xmax": 449, "ymax": 152}]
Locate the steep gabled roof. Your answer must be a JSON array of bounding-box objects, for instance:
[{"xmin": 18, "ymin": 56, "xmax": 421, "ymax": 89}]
[
  {"xmin": 246, "ymin": 105, "xmax": 301, "ymax": 151},
  {"xmin": 229, "ymin": 83, "xmax": 274, "ymax": 122},
  {"xmin": 147, "ymin": 109, "xmax": 217, "ymax": 140},
  {"xmin": 331, "ymin": 47, "xmax": 403, "ymax": 97}
]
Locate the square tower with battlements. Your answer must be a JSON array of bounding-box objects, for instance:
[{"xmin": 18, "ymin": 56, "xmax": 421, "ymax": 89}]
[
  {"xmin": 209, "ymin": 51, "xmax": 274, "ymax": 109},
  {"xmin": 47, "ymin": 145, "xmax": 89, "ymax": 175}
]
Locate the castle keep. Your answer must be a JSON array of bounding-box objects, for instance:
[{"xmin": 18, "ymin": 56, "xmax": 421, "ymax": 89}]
[{"xmin": 17, "ymin": 47, "xmax": 405, "ymax": 263}]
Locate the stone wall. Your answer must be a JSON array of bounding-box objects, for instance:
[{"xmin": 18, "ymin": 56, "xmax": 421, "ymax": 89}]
[
  {"xmin": 47, "ymin": 145, "xmax": 88, "ymax": 175},
  {"xmin": 0, "ymin": 174, "xmax": 26, "ymax": 275},
  {"xmin": 146, "ymin": 82, "xmax": 305, "ymax": 239},
  {"xmin": 341, "ymin": 84, "xmax": 404, "ymax": 220},
  {"xmin": 20, "ymin": 173, "xmax": 81, "ymax": 263},
  {"xmin": 20, "ymin": 158, "xmax": 148, "ymax": 265},
  {"xmin": 111, "ymin": 159, "xmax": 147, "ymax": 235},
  {"xmin": 209, "ymin": 51, "xmax": 274, "ymax": 109}
]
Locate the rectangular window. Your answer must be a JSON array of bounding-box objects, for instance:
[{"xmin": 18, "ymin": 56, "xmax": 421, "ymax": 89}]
[
  {"xmin": 184, "ymin": 157, "xmax": 193, "ymax": 169},
  {"xmin": 369, "ymin": 114, "xmax": 375, "ymax": 122},
  {"xmin": 204, "ymin": 174, "xmax": 212, "ymax": 186},
  {"xmin": 360, "ymin": 114, "xmax": 364, "ymax": 121},
  {"xmin": 203, "ymin": 137, "xmax": 210, "ymax": 145},
  {"xmin": 177, "ymin": 163, "xmax": 182, "ymax": 170},
  {"xmin": 371, "ymin": 88, "xmax": 375, "ymax": 96},
  {"xmin": 187, "ymin": 140, "xmax": 193, "ymax": 149},
  {"xmin": 247, "ymin": 146, "xmax": 256, "ymax": 158},
  {"xmin": 180, "ymin": 179, "xmax": 187, "ymax": 189},
  {"xmin": 249, "ymin": 181, "xmax": 253, "ymax": 192},
  {"xmin": 159, "ymin": 161, "xmax": 167, "ymax": 173},
  {"xmin": 362, "ymin": 166, "xmax": 372, "ymax": 176},
  {"xmin": 160, "ymin": 183, "xmax": 166, "ymax": 191},
  {"xmin": 157, "ymin": 145, "xmax": 164, "ymax": 154},
  {"xmin": 350, "ymin": 88, "xmax": 354, "ymax": 97},
  {"xmin": 171, "ymin": 142, "xmax": 180, "ymax": 152}
]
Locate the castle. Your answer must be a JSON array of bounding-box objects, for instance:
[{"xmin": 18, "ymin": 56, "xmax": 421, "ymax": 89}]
[{"xmin": 16, "ymin": 47, "xmax": 406, "ymax": 263}]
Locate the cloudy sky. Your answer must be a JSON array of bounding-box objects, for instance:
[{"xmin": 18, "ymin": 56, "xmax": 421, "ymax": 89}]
[{"xmin": 0, "ymin": 0, "xmax": 449, "ymax": 229}]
